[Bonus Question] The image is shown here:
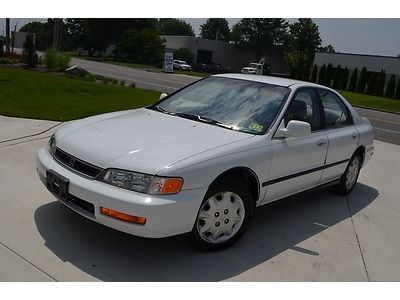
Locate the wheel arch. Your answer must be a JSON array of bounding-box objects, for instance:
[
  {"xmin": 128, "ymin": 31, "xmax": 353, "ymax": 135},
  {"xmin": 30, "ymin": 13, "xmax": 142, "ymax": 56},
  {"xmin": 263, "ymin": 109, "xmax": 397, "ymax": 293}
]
[
  {"xmin": 209, "ymin": 167, "xmax": 260, "ymax": 204},
  {"xmin": 354, "ymin": 145, "xmax": 366, "ymax": 165}
]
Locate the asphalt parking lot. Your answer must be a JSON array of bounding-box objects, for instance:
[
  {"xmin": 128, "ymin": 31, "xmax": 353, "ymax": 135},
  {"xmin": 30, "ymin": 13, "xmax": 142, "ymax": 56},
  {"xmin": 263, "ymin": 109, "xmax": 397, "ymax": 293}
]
[{"xmin": 1, "ymin": 115, "xmax": 400, "ymax": 281}]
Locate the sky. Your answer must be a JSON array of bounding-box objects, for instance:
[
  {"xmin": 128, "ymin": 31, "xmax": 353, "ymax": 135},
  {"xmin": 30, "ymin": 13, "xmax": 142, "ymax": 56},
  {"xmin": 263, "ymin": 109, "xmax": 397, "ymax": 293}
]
[{"xmin": 1, "ymin": 18, "xmax": 399, "ymax": 57}]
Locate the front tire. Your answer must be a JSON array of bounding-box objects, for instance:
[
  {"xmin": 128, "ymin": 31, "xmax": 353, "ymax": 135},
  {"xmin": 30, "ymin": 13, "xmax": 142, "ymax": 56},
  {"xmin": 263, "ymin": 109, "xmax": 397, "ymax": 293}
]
[
  {"xmin": 190, "ymin": 177, "xmax": 254, "ymax": 251},
  {"xmin": 335, "ymin": 154, "xmax": 362, "ymax": 195}
]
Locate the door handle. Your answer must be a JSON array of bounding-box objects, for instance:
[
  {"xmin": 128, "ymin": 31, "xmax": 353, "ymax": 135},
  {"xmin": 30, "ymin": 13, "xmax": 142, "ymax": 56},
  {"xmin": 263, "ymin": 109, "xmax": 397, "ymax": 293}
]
[
  {"xmin": 317, "ymin": 139, "xmax": 327, "ymax": 146},
  {"xmin": 352, "ymin": 132, "xmax": 358, "ymax": 139}
]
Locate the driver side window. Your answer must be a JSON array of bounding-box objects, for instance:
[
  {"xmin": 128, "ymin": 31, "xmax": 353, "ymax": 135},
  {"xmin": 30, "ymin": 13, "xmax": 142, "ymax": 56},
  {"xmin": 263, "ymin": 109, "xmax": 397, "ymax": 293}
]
[{"xmin": 284, "ymin": 89, "xmax": 322, "ymax": 131}]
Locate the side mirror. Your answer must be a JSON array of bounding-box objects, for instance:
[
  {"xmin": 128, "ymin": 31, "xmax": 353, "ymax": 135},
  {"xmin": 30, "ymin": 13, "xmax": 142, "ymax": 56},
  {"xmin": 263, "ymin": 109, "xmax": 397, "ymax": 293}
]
[
  {"xmin": 159, "ymin": 93, "xmax": 168, "ymax": 100},
  {"xmin": 276, "ymin": 120, "xmax": 311, "ymax": 138}
]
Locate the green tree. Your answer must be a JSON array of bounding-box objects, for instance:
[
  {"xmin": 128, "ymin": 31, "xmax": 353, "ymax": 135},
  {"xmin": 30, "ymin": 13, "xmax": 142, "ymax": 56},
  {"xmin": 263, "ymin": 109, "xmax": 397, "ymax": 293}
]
[
  {"xmin": 173, "ymin": 48, "xmax": 194, "ymax": 66},
  {"xmin": 374, "ymin": 70, "xmax": 386, "ymax": 96},
  {"xmin": 318, "ymin": 44, "xmax": 335, "ymax": 53},
  {"xmin": 64, "ymin": 18, "xmax": 158, "ymax": 55},
  {"xmin": 158, "ymin": 19, "xmax": 194, "ymax": 36},
  {"xmin": 332, "ymin": 65, "xmax": 342, "ymax": 89},
  {"xmin": 22, "ymin": 33, "xmax": 37, "ymax": 67},
  {"xmin": 339, "ymin": 67, "xmax": 349, "ymax": 90},
  {"xmin": 366, "ymin": 73, "xmax": 378, "ymax": 95},
  {"xmin": 200, "ymin": 18, "xmax": 230, "ymax": 42},
  {"xmin": 324, "ymin": 63, "xmax": 333, "ymax": 87},
  {"xmin": 284, "ymin": 18, "xmax": 322, "ymax": 79},
  {"xmin": 115, "ymin": 28, "xmax": 165, "ymax": 66},
  {"xmin": 395, "ymin": 78, "xmax": 400, "ymax": 99},
  {"xmin": 231, "ymin": 18, "xmax": 288, "ymax": 59},
  {"xmin": 348, "ymin": 68, "xmax": 358, "ymax": 91},
  {"xmin": 19, "ymin": 19, "xmax": 55, "ymax": 50},
  {"xmin": 310, "ymin": 64, "xmax": 317, "ymax": 83},
  {"xmin": 317, "ymin": 64, "xmax": 326, "ymax": 85},
  {"xmin": 357, "ymin": 67, "xmax": 368, "ymax": 93},
  {"xmin": 385, "ymin": 74, "xmax": 396, "ymax": 98}
]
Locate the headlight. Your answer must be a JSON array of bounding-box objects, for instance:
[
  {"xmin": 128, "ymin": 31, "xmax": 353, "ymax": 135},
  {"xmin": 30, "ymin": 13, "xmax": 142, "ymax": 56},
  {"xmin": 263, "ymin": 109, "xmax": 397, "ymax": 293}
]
[
  {"xmin": 48, "ymin": 134, "xmax": 56, "ymax": 156},
  {"xmin": 99, "ymin": 169, "xmax": 183, "ymax": 195}
]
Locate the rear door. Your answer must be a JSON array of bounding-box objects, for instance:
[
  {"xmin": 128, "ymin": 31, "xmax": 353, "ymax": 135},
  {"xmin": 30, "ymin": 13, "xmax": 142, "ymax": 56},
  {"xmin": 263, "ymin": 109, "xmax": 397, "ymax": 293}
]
[
  {"xmin": 264, "ymin": 88, "xmax": 328, "ymax": 203},
  {"xmin": 318, "ymin": 89, "xmax": 359, "ymax": 184}
]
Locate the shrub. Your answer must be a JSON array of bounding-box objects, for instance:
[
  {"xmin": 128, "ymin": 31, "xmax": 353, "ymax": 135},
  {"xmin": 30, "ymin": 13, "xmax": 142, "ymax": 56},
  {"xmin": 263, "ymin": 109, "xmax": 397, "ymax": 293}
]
[
  {"xmin": 0, "ymin": 57, "xmax": 13, "ymax": 64},
  {"xmin": 348, "ymin": 68, "xmax": 358, "ymax": 91},
  {"xmin": 374, "ymin": 70, "xmax": 386, "ymax": 96},
  {"xmin": 324, "ymin": 63, "xmax": 333, "ymax": 87},
  {"xmin": 23, "ymin": 33, "xmax": 38, "ymax": 67},
  {"xmin": 317, "ymin": 64, "xmax": 326, "ymax": 85},
  {"xmin": 332, "ymin": 65, "xmax": 342, "ymax": 89},
  {"xmin": 339, "ymin": 67, "xmax": 349, "ymax": 90},
  {"xmin": 357, "ymin": 67, "xmax": 368, "ymax": 93},
  {"xmin": 120, "ymin": 80, "xmax": 126, "ymax": 86},
  {"xmin": 45, "ymin": 49, "xmax": 71, "ymax": 70},
  {"xmin": 310, "ymin": 64, "xmax": 317, "ymax": 83},
  {"xmin": 395, "ymin": 78, "xmax": 400, "ymax": 99},
  {"xmin": 45, "ymin": 49, "xmax": 58, "ymax": 69},
  {"xmin": 111, "ymin": 78, "xmax": 118, "ymax": 85},
  {"xmin": 302, "ymin": 62, "xmax": 311, "ymax": 81},
  {"xmin": 366, "ymin": 73, "xmax": 378, "ymax": 95},
  {"xmin": 130, "ymin": 82, "xmax": 136, "ymax": 88},
  {"xmin": 57, "ymin": 52, "xmax": 71, "ymax": 70},
  {"xmin": 385, "ymin": 74, "xmax": 396, "ymax": 98},
  {"xmin": 173, "ymin": 48, "xmax": 194, "ymax": 66}
]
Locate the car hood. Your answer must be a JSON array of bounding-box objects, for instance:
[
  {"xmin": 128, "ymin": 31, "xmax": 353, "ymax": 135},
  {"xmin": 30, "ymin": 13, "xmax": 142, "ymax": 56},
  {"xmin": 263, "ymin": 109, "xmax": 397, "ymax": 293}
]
[{"xmin": 56, "ymin": 108, "xmax": 253, "ymax": 175}]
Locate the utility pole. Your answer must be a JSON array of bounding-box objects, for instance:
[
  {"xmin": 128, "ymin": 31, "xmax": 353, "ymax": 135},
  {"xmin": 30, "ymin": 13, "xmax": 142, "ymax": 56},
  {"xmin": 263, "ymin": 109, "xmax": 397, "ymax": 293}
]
[
  {"xmin": 5, "ymin": 18, "xmax": 10, "ymax": 52},
  {"xmin": 52, "ymin": 18, "xmax": 63, "ymax": 50}
]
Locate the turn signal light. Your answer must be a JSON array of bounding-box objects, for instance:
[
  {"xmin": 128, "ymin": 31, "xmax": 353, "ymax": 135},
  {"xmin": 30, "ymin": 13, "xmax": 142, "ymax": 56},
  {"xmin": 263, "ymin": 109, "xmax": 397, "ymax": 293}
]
[
  {"xmin": 160, "ymin": 178, "xmax": 183, "ymax": 194},
  {"xmin": 100, "ymin": 207, "xmax": 146, "ymax": 225}
]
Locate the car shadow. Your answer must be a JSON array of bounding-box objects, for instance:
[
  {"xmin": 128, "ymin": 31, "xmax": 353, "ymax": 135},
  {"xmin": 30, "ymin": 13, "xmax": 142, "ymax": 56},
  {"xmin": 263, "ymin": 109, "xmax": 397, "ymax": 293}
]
[{"xmin": 34, "ymin": 183, "xmax": 378, "ymax": 281}]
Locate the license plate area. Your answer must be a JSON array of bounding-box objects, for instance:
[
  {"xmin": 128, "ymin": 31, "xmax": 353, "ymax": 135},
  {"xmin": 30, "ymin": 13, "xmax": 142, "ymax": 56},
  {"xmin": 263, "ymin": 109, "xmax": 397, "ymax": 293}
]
[{"xmin": 46, "ymin": 169, "xmax": 69, "ymax": 201}]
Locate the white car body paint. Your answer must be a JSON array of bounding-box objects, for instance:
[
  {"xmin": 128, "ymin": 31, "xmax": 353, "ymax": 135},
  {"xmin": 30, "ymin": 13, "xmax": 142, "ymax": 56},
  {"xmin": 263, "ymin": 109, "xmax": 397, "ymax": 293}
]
[{"xmin": 37, "ymin": 74, "xmax": 374, "ymax": 239}]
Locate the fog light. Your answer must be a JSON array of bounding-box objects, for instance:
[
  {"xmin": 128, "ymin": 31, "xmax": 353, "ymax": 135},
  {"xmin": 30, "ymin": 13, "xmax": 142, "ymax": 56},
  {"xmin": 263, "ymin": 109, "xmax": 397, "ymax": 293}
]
[{"xmin": 100, "ymin": 207, "xmax": 146, "ymax": 225}]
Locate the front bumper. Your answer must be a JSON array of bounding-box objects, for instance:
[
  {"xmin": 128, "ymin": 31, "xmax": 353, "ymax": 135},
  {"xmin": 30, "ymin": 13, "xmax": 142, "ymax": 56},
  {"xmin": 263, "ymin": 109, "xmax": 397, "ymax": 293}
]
[{"xmin": 36, "ymin": 148, "xmax": 207, "ymax": 238}]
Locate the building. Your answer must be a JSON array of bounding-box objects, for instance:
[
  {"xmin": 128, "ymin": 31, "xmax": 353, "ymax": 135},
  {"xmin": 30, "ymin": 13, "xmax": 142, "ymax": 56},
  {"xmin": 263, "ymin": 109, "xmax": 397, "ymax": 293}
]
[
  {"xmin": 314, "ymin": 52, "xmax": 400, "ymax": 80},
  {"xmin": 162, "ymin": 35, "xmax": 289, "ymax": 74}
]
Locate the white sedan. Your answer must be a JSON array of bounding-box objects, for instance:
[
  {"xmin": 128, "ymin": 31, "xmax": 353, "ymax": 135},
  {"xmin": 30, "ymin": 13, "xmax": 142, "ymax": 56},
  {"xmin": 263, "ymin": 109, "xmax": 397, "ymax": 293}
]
[{"xmin": 37, "ymin": 74, "xmax": 374, "ymax": 251}]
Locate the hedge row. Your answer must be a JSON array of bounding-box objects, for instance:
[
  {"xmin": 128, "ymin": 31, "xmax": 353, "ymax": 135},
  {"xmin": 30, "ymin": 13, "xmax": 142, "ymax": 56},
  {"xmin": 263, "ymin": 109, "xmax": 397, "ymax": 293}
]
[{"xmin": 309, "ymin": 63, "xmax": 400, "ymax": 99}]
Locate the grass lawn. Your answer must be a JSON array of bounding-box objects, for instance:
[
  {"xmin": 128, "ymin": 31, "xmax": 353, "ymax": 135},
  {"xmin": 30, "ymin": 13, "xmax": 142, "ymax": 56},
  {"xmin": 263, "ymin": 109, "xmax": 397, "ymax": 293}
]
[
  {"xmin": 0, "ymin": 67, "xmax": 160, "ymax": 121},
  {"xmin": 337, "ymin": 90, "xmax": 400, "ymax": 114}
]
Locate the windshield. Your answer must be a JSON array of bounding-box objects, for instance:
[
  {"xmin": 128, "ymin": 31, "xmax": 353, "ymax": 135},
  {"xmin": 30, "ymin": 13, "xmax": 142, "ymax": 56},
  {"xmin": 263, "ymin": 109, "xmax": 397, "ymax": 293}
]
[{"xmin": 152, "ymin": 77, "xmax": 290, "ymax": 135}]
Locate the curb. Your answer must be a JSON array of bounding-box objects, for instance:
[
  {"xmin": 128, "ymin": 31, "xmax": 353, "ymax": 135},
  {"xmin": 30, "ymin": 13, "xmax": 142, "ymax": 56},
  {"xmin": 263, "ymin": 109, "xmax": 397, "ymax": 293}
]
[{"xmin": 353, "ymin": 105, "xmax": 400, "ymax": 116}]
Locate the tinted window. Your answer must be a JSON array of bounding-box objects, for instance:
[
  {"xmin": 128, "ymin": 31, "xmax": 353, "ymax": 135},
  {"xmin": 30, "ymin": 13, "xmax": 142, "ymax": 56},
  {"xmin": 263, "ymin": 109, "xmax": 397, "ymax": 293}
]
[
  {"xmin": 284, "ymin": 89, "xmax": 322, "ymax": 131},
  {"xmin": 319, "ymin": 90, "xmax": 352, "ymax": 129}
]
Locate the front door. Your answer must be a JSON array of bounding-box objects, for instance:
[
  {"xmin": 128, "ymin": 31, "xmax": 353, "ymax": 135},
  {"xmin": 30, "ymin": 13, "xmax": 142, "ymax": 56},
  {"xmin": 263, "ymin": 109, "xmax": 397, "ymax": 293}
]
[{"xmin": 264, "ymin": 88, "xmax": 328, "ymax": 203}]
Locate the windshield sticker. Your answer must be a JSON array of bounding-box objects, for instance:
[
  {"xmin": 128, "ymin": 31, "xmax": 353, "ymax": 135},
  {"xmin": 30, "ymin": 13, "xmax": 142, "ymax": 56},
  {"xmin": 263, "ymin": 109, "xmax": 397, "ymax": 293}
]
[{"xmin": 248, "ymin": 122, "xmax": 264, "ymax": 132}]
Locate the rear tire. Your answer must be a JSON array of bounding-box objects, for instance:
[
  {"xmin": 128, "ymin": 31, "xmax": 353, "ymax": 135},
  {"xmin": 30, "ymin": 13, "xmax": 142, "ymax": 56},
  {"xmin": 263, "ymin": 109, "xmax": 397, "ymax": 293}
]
[
  {"xmin": 335, "ymin": 154, "xmax": 362, "ymax": 195},
  {"xmin": 190, "ymin": 177, "xmax": 254, "ymax": 251}
]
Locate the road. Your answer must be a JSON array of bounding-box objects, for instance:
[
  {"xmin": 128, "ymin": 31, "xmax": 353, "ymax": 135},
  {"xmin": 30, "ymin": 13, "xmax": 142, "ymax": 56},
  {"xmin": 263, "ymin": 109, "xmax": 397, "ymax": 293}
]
[{"xmin": 71, "ymin": 57, "xmax": 400, "ymax": 145}]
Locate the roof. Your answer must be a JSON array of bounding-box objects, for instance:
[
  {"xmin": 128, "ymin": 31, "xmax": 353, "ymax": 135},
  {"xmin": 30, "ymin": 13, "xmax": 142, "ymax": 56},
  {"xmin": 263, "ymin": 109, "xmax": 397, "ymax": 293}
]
[{"xmin": 214, "ymin": 73, "xmax": 322, "ymax": 88}]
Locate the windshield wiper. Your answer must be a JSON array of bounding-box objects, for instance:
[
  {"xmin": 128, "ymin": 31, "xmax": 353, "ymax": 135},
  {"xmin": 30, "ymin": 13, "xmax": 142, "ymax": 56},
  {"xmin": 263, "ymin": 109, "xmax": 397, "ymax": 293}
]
[
  {"xmin": 175, "ymin": 113, "xmax": 219, "ymax": 124},
  {"xmin": 148, "ymin": 105, "xmax": 176, "ymax": 116},
  {"xmin": 175, "ymin": 113, "xmax": 237, "ymax": 130}
]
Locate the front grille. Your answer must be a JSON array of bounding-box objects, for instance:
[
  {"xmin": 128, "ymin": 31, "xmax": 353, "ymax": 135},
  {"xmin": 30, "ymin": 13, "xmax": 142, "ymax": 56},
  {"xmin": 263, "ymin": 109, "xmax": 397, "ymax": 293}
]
[{"xmin": 54, "ymin": 148, "xmax": 103, "ymax": 178}]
